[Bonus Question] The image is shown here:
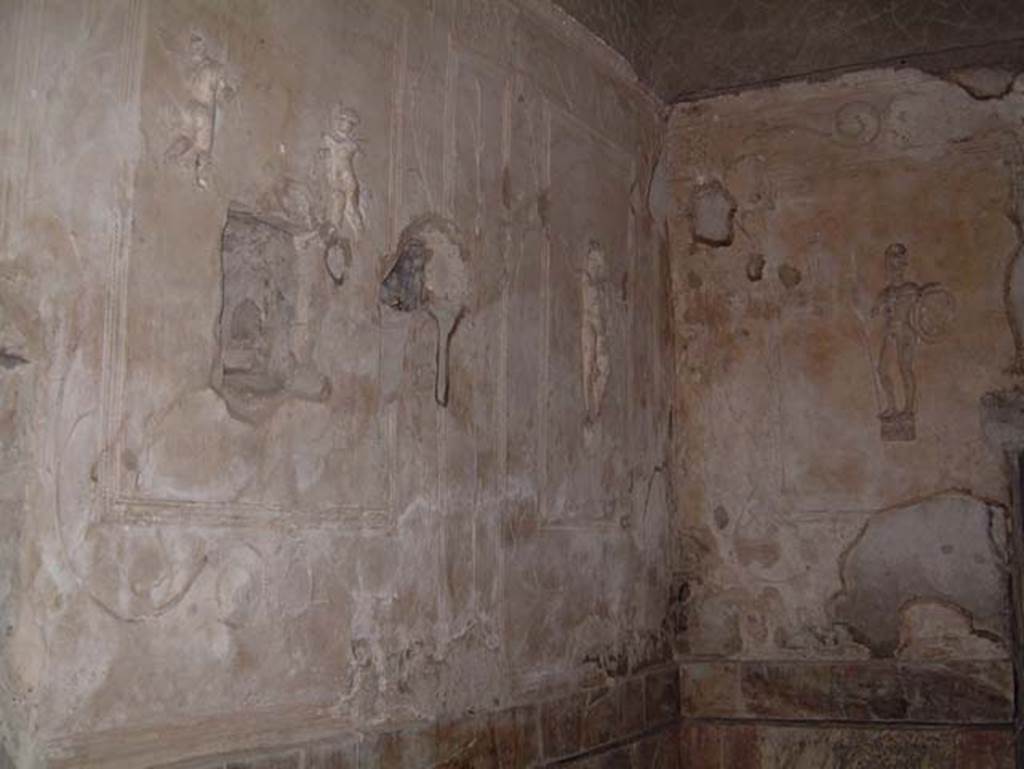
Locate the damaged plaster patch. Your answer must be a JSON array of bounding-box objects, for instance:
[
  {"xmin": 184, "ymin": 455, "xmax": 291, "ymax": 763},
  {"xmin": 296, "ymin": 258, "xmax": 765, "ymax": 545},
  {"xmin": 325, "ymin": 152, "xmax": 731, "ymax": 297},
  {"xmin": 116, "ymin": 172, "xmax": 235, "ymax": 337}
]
[
  {"xmin": 980, "ymin": 387, "xmax": 1024, "ymax": 450},
  {"xmin": 0, "ymin": 350, "xmax": 28, "ymax": 369},
  {"xmin": 380, "ymin": 214, "xmax": 469, "ymax": 406},
  {"xmin": 777, "ymin": 263, "xmax": 802, "ymax": 289},
  {"xmin": 898, "ymin": 600, "xmax": 1006, "ymax": 660},
  {"xmin": 212, "ymin": 207, "xmax": 330, "ymax": 424},
  {"xmin": 946, "ymin": 67, "xmax": 1016, "ymax": 100},
  {"xmin": 691, "ymin": 180, "xmax": 736, "ymax": 247},
  {"xmin": 746, "ymin": 253, "xmax": 766, "ymax": 282},
  {"xmin": 831, "ymin": 491, "xmax": 1009, "ymax": 658}
]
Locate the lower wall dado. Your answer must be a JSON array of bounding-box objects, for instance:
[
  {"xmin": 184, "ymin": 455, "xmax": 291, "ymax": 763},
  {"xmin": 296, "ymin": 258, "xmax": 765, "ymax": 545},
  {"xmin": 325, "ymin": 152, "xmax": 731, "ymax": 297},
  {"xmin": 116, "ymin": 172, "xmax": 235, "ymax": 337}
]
[
  {"xmin": 55, "ymin": 661, "xmax": 1018, "ymax": 768},
  {"xmin": 680, "ymin": 661, "xmax": 1013, "ymax": 723},
  {"xmin": 167, "ymin": 723, "xmax": 680, "ymax": 769},
  {"xmin": 679, "ymin": 660, "xmax": 1015, "ymax": 768},
  {"xmin": 47, "ymin": 668, "xmax": 681, "ymax": 769}
]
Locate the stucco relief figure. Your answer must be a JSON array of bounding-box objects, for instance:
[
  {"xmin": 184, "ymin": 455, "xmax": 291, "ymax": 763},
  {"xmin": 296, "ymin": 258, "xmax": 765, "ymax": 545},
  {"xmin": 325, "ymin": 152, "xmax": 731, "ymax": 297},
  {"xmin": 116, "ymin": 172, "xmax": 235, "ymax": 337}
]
[
  {"xmin": 871, "ymin": 243, "xmax": 955, "ymax": 441},
  {"xmin": 165, "ymin": 32, "xmax": 236, "ymax": 189},
  {"xmin": 277, "ymin": 182, "xmax": 333, "ymax": 401},
  {"xmin": 321, "ymin": 104, "xmax": 366, "ymax": 237},
  {"xmin": 313, "ymin": 103, "xmax": 366, "ymax": 286},
  {"xmin": 581, "ymin": 241, "xmax": 610, "ymax": 430}
]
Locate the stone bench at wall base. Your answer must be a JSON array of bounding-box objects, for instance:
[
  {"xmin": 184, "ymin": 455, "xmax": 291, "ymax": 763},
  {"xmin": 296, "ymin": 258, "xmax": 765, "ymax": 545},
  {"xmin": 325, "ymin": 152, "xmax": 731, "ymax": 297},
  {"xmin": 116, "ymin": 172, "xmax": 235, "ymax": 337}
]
[
  {"xmin": 678, "ymin": 660, "xmax": 1015, "ymax": 768},
  {"xmin": 44, "ymin": 667, "xmax": 680, "ymax": 769},
  {"xmin": 680, "ymin": 660, "xmax": 1013, "ymax": 724}
]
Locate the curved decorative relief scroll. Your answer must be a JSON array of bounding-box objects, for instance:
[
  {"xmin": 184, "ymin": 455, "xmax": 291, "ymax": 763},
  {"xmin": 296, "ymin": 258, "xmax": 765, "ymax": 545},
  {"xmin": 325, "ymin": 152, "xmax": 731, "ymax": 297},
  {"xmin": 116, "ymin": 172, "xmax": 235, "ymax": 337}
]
[
  {"xmin": 54, "ymin": 338, "xmax": 207, "ymax": 622},
  {"xmin": 832, "ymin": 101, "xmax": 881, "ymax": 146},
  {"xmin": 214, "ymin": 543, "xmax": 266, "ymax": 628}
]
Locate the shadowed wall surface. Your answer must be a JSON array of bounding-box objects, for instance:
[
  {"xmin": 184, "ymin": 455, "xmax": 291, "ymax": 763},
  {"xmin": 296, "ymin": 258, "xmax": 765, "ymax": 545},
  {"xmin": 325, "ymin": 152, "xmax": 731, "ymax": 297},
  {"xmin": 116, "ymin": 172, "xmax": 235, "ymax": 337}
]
[{"xmin": 555, "ymin": 0, "xmax": 1024, "ymax": 100}]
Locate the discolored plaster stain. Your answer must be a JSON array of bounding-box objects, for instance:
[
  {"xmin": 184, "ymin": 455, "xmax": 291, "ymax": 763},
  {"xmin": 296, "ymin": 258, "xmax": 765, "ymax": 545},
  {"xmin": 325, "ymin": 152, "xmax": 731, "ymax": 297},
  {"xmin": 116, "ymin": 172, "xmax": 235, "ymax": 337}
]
[
  {"xmin": 735, "ymin": 531, "xmax": 781, "ymax": 570},
  {"xmin": 537, "ymin": 189, "xmax": 550, "ymax": 229},
  {"xmin": 691, "ymin": 180, "xmax": 737, "ymax": 247},
  {"xmin": 682, "ymin": 289, "xmax": 732, "ymax": 328},
  {"xmin": 501, "ymin": 166, "xmax": 511, "ymax": 210},
  {"xmin": 212, "ymin": 205, "xmax": 334, "ymax": 424},
  {"xmin": 830, "ymin": 492, "xmax": 1009, "ymax": 658},
  {"xmin": 745, "ymin": 253, "xmax": 766, "ymax": 282},
  {"xmin": 662, "ymin": 579, "xmax": 691, "ymax": 648},
  {"xmin": 0, "ymin": 350, "xmax": 28, "ymax": 369},
  {"xmin": 777, "ymin": 263, "xmax": 802, "ymax": 289},
  {"xmin": 380, "ymin": 214, "xmax": 469, "ymax": 406}
]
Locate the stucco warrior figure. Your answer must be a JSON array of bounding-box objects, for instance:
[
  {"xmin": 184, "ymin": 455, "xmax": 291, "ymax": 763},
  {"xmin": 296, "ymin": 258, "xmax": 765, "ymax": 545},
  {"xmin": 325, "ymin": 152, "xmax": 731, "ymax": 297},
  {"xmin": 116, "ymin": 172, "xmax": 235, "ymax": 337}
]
[
  {"xmin": 871, "ymin": 242, "xmax": 955, "ymax": 441},
  {"xmin": 166, "ymin": 33, "xmax": 234, "ymax": 189}
]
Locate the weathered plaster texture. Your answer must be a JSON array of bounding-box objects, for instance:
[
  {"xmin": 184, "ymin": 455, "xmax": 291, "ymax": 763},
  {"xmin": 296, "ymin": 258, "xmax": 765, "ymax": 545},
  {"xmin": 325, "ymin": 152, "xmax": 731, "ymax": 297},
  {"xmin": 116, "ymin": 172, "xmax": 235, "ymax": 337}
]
[
  {"xmin": 0, "ymin": 0, "xmax": 671, "ymax": 766},
  {"xmin": 667, "ymin": 69, "xmax": 1021, "ymax": 671}
]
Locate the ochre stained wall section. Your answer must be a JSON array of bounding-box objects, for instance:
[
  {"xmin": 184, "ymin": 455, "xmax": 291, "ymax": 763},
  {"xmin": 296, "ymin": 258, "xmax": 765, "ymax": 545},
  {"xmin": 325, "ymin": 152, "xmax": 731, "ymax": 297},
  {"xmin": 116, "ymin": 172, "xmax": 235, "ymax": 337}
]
[
  {"xmin": 665, "ymin": 67, "xmax": 1024, "ymax": 765},
  {"xmin": 668, "ymin": 67, "xmax": 1021, "ymax": 734}
]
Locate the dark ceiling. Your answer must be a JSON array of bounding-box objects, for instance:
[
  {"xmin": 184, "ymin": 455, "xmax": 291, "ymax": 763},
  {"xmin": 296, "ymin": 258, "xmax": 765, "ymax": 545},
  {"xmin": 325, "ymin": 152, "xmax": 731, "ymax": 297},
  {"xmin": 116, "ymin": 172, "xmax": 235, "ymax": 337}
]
[{"xmin": 553, "ymin": 0, "xmax": 1024, "ymax": 102}]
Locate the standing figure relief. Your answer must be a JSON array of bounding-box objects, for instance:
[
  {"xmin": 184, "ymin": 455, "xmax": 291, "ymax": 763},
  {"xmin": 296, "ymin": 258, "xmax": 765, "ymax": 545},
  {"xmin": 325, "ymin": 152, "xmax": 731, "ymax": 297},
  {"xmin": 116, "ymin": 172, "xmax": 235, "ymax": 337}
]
[
  {"xmin": 165, "ymin": 32, "xmax": 236, "ymax": 189},
  {"xmin": 871, "ymin": 242, "xmax": 955, "ymax": 441},
  {"xmin": 321, "ymin": 103, "xmax": 366, "ymax": 238},
  {"xmin": 315, "ymin": 103, "xmax": 368, "ymax": 287}
]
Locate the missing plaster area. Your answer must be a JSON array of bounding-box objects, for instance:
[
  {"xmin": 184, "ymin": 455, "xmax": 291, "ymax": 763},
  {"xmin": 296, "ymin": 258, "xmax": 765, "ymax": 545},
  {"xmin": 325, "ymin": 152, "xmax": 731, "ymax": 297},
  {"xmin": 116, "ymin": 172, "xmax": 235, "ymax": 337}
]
[
  {"xmin": 745, "ymin": 254, "xmax": 766, "ymax": 282},
  {"xmin": 379, "ymin": 215, "xmax": 469, "ymax": 406},
  {"xmin": 213, "ymin": 206, "xmax": 330, "ymax": 423},
  {"xmin": 691, "ymin": 180, "xmax": 736, "ymax": 247},
  {"xmin": 830, "ymin": 491, "xmax": 1009, "ymax": 658},
  {"xmin": 0, "ymin": 350, "xmax": 28, "ymax": 369},
  {"xmin": 945, "ymin": 67, "xmax": 1017, "ymax": 100}
]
